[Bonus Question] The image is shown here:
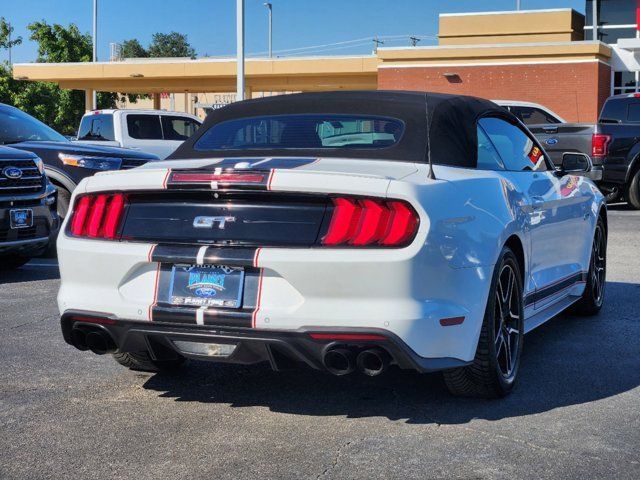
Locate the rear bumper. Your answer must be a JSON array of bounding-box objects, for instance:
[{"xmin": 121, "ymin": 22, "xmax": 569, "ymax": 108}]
[{"xmin": 60, "ymin": 311, "xmax": 471, "ymax": 374}]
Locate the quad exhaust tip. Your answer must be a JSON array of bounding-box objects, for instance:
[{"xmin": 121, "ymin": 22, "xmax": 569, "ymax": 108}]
[
  {"xmin": 356, "ymin": 348, "xmax": 390, "ymax": 377},
  {"xmin": 323, "ymin": 348, "xmax": 356, "ymax": 376},
  {"xmin": 323, "ymin": 347, "xmax": 391, "ymax": 376},
  {"xmin": 71, "ymin": 327, "xmax": 117, "ymax": 355}
]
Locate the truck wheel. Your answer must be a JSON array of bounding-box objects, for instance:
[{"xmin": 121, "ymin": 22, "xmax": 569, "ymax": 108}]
[
  {"xmin": 443, "ymin": 247, "xmax": 524, "ymax": 398},
  {"xmin": 627, "ymin": 169, "xmax": 640, "ymax": 210},
  {"xmin": 569, "ymin": 216, "xmax": 606, "ymax": 316},
  {"xmin": 604, "ymin": 190, "xmax": 621, "ymax": 204},
  {"xmin": 0, "ymin": 256, "xmax": 30, "ymax": 270},
  {"xmin": 112, "ymin": 351, "xmax": 186, "ymax": 372}
]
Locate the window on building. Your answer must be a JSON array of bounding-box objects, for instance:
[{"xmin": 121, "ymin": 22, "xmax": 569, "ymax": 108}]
[
  {"xmin": 477, "ymin": 117, "xmax": 548, "ymax": 172},
  {"xmin": 613, "ymin": 71, "xmax": 640, "ymax": 95},
  {"xmin": 126, "ymin": 115, "xmax": 163, "ymax": 140},
  {"xmin": 586, "ymin": 0, "xmax": 637, "ymax": 28},
  {"xmin": 585, "ymin": 0, "xmax": 638, "ymax": 44}
]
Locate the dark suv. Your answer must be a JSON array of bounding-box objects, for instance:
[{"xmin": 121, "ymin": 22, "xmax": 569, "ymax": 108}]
[
  {"xmin": 0, "ymin": 146, "xmax": 59, "ymax": 269},
  {"xmin": 0, "ymin": 103, "xmax": 159, "ymax": 219}
]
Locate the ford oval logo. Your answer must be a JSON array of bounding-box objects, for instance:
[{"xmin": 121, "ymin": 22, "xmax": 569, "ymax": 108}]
[
  {"xmin": 2, "ymin": 166, "xmax": 22, "ymax": 179},
  {"xmin": 545, "ymin": 138, "xmax": 558, "ymax": 146}
]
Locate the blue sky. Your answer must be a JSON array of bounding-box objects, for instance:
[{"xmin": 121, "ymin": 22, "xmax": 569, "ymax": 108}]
[{"xmin": 2, "ymin": 0, "xmax": 585, "ymax": 63}]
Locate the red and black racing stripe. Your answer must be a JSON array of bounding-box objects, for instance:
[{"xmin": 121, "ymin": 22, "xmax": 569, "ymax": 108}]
[{"xmin": 148, "ymin": 245, "xmax": 262, "ymax": 328}]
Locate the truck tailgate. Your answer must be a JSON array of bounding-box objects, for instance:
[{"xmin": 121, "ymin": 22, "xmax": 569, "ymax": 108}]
[{"xmin": 528, "ymin": 123, "xmax": 595, "ymax": 167}]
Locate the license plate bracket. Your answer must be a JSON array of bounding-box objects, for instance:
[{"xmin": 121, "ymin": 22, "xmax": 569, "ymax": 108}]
[
  {"xmin": 10, "ymin": 209, "xmax": 33, "ymax": 229},
  {"xmin": 169, "ymin": 264, "xmax": 245, "ymax": 308}
]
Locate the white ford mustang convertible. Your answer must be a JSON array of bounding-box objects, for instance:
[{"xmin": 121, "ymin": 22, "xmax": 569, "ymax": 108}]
[{"xmin": 57, "ymin": 91, "xmax": 607, "ymax": 398}]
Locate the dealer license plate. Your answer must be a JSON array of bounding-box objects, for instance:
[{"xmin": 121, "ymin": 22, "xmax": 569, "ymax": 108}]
[
  {"xmin": 10, "ymin": 209, "xmax": 33, "ymax": 229},
  {"xmin": 169, "ymin": 264, "xmax": 244, "ymax": 308}
]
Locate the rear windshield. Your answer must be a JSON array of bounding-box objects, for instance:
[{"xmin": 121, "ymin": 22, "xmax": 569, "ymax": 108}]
[
  {"xmin": 510, "ymin": 106, "xmax": 561, "ymax": 125},
  {"xmin": 78, "ymin": 114, "xmax": 115, "ymax": 141},
  {"xmin": 193, "ymin": 114, "xmax": 405, "ymax": 151}
]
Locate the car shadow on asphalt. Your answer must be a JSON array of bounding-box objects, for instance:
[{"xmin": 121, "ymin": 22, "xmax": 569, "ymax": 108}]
[
  {"xmin": 141, "ymin": 280, "xmax": 640, "ymax": 424},
  {"xmin": 0, "ymin": 265, "xmax": 60, "ymax": 284}
]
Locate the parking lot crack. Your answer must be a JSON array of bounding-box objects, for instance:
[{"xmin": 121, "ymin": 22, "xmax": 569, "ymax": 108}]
[
  {"xmin": 316, "ymin": 439, "xmax": 356, "ymax": 479},
  {"xmin": 2, "ymin": 314, "xmax": 56, "ymax": 332}
]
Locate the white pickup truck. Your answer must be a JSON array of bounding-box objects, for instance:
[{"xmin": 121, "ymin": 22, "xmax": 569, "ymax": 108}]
[{"xmin": 75, "ymin": 109, "xmax": 203, "ymax": 159}]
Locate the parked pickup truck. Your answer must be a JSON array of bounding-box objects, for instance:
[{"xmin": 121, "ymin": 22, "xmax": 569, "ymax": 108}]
[
  {"xmin": 0, "ymin": 103, "xmax": 159, "ymax": 220},
  {"xmin": 529, "ymin": 93, "xmax": 640, "ymax": 207},
  {"xmin": 76, "ymin": 109, "xmax": 202, "ymax": 159}
]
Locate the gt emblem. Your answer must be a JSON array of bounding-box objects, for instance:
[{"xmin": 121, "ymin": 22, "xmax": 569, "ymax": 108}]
[{"xmin": 193, "ymin": 216, "xmax": 236, "ymax": 229}]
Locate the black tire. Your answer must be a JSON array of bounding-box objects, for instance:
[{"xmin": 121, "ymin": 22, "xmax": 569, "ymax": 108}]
[
  {"xmin": 604, "ymin": 190, "xmax": 621, "ymax": 204},
  {"xmin": 569, "ymin": 216, "xmax": 607, "ymax": 316},
  {"xmin": 0, "ymin": 256, "xmax": 31, "ymax": 270},
  {"xmin": 55, "ymin": 186, "xmax": 71, "ymax": 219},
  {"xmin": 112, "ymin": 351, "xmax": 186, "ymax": 372},
  {"xmin": 627, "ymin": 168, "xmax": 640, "ymax": 210},
  {"xmin": 443, "ymin": 247, "xmax": 524, "ymax": 398}
]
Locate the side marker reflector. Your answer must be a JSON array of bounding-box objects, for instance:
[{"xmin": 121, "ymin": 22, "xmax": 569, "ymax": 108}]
[{"xmin": 439, "ymin": 316, "xmax": 465, "ymax": 327}]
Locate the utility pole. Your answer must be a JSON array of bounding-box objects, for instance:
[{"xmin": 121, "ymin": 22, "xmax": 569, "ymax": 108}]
[
  {"xmin": 237, "ymin": 0, "xmax": 245, "ymax": 101},
  {"xmin": 372, "ymin": 36, "xmax": 384, "ymax": 54},
  {"xmin": 409, "ymin": 36, "xmax": 420, "ymax": 47},
  {"xmin": 592, "ymin": 0, "xmax": 598, "ymax": 41},
  {"xmin": 264, "ymin": 2, "xmax": 272, "ymax": 58},
  {"xmin": 92, "ymin": 0, "xmax": 98, "ymax": 110}
]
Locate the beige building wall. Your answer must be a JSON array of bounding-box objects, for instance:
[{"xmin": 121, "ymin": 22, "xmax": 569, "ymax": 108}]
[{"xmin": 439, "ymin": 9, "xmax": 585, "ymax": 45}]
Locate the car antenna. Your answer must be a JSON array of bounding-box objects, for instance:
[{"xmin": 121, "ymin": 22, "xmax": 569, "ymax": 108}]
[{"xmin": 425, "ymin": 93, "xmax": 436, "ymax": 180}]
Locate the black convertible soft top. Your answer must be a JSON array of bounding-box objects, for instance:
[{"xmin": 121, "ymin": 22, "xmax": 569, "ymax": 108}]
[{"xmin": 171, "ymin": 91, "xmax": 510, "ymax": 168}]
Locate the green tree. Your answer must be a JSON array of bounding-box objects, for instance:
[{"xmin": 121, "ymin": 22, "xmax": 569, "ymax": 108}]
[
  {"xmin": 120, "ymin": 38, "xmax": 148, "ymax": 59},
  {"xmin": 0, "ymin": 21, "xmax": 120, "ymax": 135},
  {"xmin": 0, "ymin": 17, "xmax": 22, "ymax": 53},
  {"xmin": 148, "ymin": 32, "xmax": 196, "ymax": 58}
]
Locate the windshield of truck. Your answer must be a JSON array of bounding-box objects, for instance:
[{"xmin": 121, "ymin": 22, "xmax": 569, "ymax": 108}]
[{"xmin": 78, "ymin": 114, "xmax": 116, "ymax": 141}]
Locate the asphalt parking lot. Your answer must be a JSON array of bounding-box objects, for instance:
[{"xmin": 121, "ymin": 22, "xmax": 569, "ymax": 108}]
[{"xmin": 1, "ymin": 206, "xmax": 639, "ymax": 480}]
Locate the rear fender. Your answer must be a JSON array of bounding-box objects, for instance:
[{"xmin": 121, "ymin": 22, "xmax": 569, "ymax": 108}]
[{"xmin": 624, "ymin": 142, "xmax": 640, "ymax": 183}]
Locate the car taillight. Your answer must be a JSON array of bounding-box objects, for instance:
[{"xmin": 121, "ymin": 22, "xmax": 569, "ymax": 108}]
[
  {"xmin": 69, "ymin": 193, "xmax": 127, "ymax": 240},
  {"xmin": 322, "ymin": 197, "xmax": 418, "ymax": 247},
  {"xmin": 591, "ymin": 133, "xmax": 611, "ymax": 159}
]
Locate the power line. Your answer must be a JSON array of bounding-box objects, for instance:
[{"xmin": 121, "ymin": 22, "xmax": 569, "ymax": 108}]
[{"xmin": 246, "ymin": 34, "xmax": 437, "ymax": 57}]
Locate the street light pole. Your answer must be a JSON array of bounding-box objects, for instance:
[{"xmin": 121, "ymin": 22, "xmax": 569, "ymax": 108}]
[
  {"xmin": 92, "ymin": 0, "xmax": 98, "ymax": 109},
  {"xmin": 264, "ymin": 3, "xmax": 272, "ymax": 58},
  {"xmin": 237, "ymin": 0, "xmax": 245, "ymax": 101}
]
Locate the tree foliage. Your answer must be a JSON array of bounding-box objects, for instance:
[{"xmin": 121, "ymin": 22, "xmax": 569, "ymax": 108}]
[
  {"xmin": 120, "ymin": 32, "xmax": 196, "ymax": 59},
  {"xmin": 120, "ymin": 39, "xmax": 148, "ymax": 59},
  {"xmin": 0, "ymin": 21, "xmax": 119, "ymax": 135},
  {"xmin": 148, "ymin": 32, "xmax": 196, "ymax": 58},
  {"xmin": 0, "ymin": 17, "xmax": 22, "ymax": 51}
]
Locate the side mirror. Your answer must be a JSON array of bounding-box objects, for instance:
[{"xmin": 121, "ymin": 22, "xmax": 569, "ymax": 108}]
[{"xmin": 561, "ymin": 152, "xmax": 592, "ymax": 174}]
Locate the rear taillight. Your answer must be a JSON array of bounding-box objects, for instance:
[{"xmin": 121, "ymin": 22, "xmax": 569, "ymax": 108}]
[
  {"xmin": 591, "ymin": 133, "xmax": 612, "ymax": 159},
  {"xmin": 322, "ymin": 197, "xmax": 418, "ymax": 247},
  {"xmin": 69, "ymin": 193, "xmax": 127, "ymax": 240}
]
